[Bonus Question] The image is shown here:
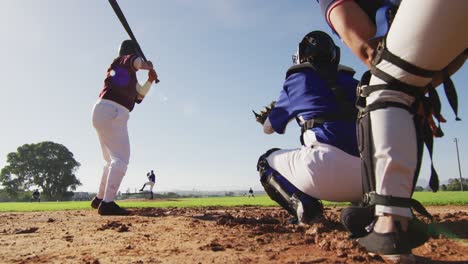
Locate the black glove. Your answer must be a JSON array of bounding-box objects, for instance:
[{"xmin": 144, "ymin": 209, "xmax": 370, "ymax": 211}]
[{"xmin": 253, "ymin": 101, "xmax": 276, "ymax": 125}]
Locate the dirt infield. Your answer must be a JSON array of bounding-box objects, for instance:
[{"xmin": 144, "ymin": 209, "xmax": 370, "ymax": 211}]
[{"xmin": 0, "ymin": 205, "xmax": 466, "ymax": 264}]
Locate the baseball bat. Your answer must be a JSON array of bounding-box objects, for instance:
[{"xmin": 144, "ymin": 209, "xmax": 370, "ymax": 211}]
[{"xmin": 108, "ymin": 0, "xmax": 159, "ymax": 83}]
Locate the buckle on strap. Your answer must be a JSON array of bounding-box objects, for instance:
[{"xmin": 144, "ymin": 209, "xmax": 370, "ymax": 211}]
[
  {"xmin": 301, "ymin": 119, "xmax": 315, "ymax": 133},
  {"xmin": 357, "ymin": 84, "xmax": 392, "ymax": 97},
  {"xmin": 364, "ymin": 192, "xmax": 433, "ymax": 221}
]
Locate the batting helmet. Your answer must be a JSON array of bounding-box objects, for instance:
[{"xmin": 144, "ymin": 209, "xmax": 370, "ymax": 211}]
[
  {"xmin": 293, "ymin": 31, "xmax": 340, "ymax": 65},
  {"xmin": 118, "ymin": 39, "xmax": 139, "ymax": 56}
]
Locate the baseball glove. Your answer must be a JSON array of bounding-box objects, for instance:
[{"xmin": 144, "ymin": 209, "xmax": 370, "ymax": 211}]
[{"xmin": 253, "ymin": 101, "xmax": 276, "ymax": 125}]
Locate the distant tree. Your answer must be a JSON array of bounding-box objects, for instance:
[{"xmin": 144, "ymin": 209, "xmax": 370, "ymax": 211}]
[
  {"xmin": 225, "ymin": 191, "xmax": 235, "ymax": 197},
  {"xmin": 440, "ymin": 184, "xmax": 447, "ymax": 191},
  {"xmin": 0, "ymin": 188, "xmax": 11, "ymax": 202},
  {"xmin": 446, "ymin": 178, "xmax": 468, "ymax": 191},
  {"xmin": 0, "ymin": 141, "xmax": 81, "ymax": 200},
  {"xmin": 414, "ymin": 186, "xmax": 424, "ymax": 192}
]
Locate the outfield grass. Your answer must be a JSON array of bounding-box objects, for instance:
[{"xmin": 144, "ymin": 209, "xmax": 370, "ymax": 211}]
[{"xmin": 0, "ymin": 192, "xmax": 466, "ymax": 212}]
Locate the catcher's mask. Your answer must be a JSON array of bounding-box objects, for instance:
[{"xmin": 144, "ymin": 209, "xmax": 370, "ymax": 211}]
[
  {"xmin": 119, "ymin": 39, "xmax": 139, "ymax": 56},
  {"xmin": 292, "ymin": 31, "xmax": 340, "ymax": 65}
]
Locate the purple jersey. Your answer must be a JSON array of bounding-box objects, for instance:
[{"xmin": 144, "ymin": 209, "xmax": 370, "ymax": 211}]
[{"xmin": 99, "ymin": 54, "xmax": 142, "ymax": 111}]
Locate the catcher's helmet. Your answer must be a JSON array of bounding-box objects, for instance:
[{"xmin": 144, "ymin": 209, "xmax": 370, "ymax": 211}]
[
  {"xmin": 292, "ymin": 31, "xmax": 340, "ymax": 65},
  {"xmin": 118, "ymin": 39, "xmax": 138, "ymax": 56}
]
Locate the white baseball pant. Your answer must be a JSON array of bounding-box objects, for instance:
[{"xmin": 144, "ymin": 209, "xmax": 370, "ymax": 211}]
[
  {"xmin": 92, "ymin": 99, "xmax": 130, "ymax": 202},
  {"xmin": 266, "ymin": 131, "xmax": 362, "ymax": 203}
]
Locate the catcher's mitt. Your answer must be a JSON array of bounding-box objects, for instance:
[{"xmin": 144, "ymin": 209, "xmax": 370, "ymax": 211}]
[{"xmin": 253, "ymin": 101, "xmax": 276, "ymax": 125}]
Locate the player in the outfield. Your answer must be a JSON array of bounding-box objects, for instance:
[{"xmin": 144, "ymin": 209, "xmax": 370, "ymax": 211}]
[
  {"xmin": 139, "ymin": 170, "xmax": 156, "ymax": 199},
  {"xmin": 248, "ymin": 188, "xmax": 254, "ymax": 198},
  {"xmin": 90, "ymin": 40, "xmax": 158, "ymax": 215},
  {"xmin": 31, "ymin": 189, "xmax": 40, "ymax": 202},
  {"xmin": 257, "ymin": 31, "xmax": 362, "ymax": 225},
  {"xmin": 317, "ymin": 0, "xmax": 467, "ymax": 261}
]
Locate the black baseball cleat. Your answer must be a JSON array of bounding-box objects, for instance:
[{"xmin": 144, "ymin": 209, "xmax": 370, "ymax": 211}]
[
  {"xmin": 341, "ymin": 206, "xmax": 431, "ymax": 249},
  {"xmin": 90, "ymin": 196, "xmax": 103, "ymax": 209},
  {"xmin": 98, "ymin": 201, "xmax": 130, "ymax": 216},
  {"xmin": 357, "ymin": 223, "xmax": 416, "ymax": 263}
]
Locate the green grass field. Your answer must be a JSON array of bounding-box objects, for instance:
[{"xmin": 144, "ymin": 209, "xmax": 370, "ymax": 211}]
[{"xmin": 0, "ymin": 192, "xmax": 466, "ymax": 212}]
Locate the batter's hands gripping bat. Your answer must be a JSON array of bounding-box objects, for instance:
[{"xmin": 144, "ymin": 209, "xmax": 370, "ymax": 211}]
[
  {"xmin": 253, "ymin": 101, "xmax": 276, "ymax": 125},
  {"xmin": 108, "ymin": 0, "xmax": 160, "ymax": 83}
]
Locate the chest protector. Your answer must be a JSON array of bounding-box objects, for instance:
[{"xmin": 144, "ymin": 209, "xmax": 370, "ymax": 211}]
[{"xmin": 286, "ymin": 62, "xmax": 358, "ymax": 134}]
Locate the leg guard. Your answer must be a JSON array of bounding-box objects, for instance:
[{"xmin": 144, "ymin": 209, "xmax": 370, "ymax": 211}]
[
  {"xmin": 341, "ymin": 69, "xmax": 432, "ymax": 240},
  {"xmin": 345, "ymin": 1, "xmax": 468, "ymax": 255},
  {"xmin": 357, "ymin": 71, "xmax": 431, "ymax": 219},
  {"xmin": 257, "ymin": 149, "xmax": 323, "ymax": 224},
  {"xmin": 340, "ymin": 205, "xmax": 375, "ymax": 238}
]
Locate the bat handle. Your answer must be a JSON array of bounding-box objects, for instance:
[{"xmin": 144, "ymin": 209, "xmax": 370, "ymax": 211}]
[{"xmin": 154, "ymin": 78, "xmax": 160, "ymax": 84}]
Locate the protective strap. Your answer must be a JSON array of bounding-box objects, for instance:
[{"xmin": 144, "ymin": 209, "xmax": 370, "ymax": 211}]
[
  {"xmin": 427, "ymin": 85, "xmax": 444, "ymax": 137},
  {"xmin": 372, "ymin": 41, "xmax": 462, "ymax": 122},
  {"xmin": 442, "ymin": 69, "xmax": 461, "ymax": 121},
  {"xmin": 360, "ymin": 101, "xmax": 411, "ymax": 116},
  {"xmin": 373, "ymin": 42, "xmax": 435, "ymax": 78},
  {"xmin": 370, "ymin": 67, "xmax": 424, "ymax": 97},
  {"xmin": 364, "ymin": 192, "xmax": 433, "ymax": 221},
  {"xmin": 300, "ymin": 112, "xmax": 355, "ymax": 134}
]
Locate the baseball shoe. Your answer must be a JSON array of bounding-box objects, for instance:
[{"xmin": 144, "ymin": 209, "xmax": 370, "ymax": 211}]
[
  {"xmin": 341, "ymin": 206, "xmax": 431, "ymax": 248},
  {"xmin": 357, "ymin": 225, "xmax": 415, "ymax": 263},
  {"xmin": 90, "ymin": 196, "xmax": 103, "ymax": 209},
  {"xmin": 98, "ymin": 201, "xmax": 130, "ymax": 216}
]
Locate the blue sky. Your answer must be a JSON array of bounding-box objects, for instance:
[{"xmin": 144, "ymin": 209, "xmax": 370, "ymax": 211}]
[{"xmin": 0, "ymin": 0, "xmax": 467, "ymax": 193}]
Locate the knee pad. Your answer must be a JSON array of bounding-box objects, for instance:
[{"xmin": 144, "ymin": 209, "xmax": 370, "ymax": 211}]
[
  {"xmin": 257, "ymin": 148, "xmax": 281, "ymax": 178},
  {"xmin": 257, "ymin": 149, "xmax": 323, "ymax": 224},
  {"xmin": 340, "ymin": 205, "xmax": 375, "ymax": 238}
]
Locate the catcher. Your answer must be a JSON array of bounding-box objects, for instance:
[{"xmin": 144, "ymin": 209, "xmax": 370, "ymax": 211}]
[{"xmin": 255, "ymin": 31, "xmax": 363, "ymax": 224}]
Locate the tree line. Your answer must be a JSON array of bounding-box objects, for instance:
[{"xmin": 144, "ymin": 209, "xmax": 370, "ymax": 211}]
[
  {"xmin": 0, "ymin": 141, "xmax": 81, "ymax": 201},
  {"xmin": 0, "ymin": 141, "xmax": 465, "ymax": 202}
]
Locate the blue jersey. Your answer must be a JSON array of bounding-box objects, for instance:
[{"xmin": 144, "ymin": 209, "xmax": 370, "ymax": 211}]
[
  {"xmin": 149, "ymin": 173, "xmax": 155, "ymax": 182},
  {"xmin": 268, "ymin": 66, "xmax": 359, "ymax": 157}
]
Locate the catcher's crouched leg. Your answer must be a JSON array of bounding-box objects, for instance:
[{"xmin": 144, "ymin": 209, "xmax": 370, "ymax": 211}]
[
  {"xmin": 257, "ymin": 148, "xmax": 323, "ymax": 224},
  {"xmin": 345, "ymin": 99, "xmax": 431, "ymax": 249}
]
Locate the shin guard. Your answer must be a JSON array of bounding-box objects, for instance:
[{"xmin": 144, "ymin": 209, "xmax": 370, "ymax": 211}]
[{"xmin": 257, "ymin": 149, "xmax": 323, "ymax": 224}]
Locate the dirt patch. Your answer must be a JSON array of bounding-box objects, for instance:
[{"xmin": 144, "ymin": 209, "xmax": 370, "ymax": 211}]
[{"xmin": 0, "ymin": 205, "xmax": 466, "ymax": 263}]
